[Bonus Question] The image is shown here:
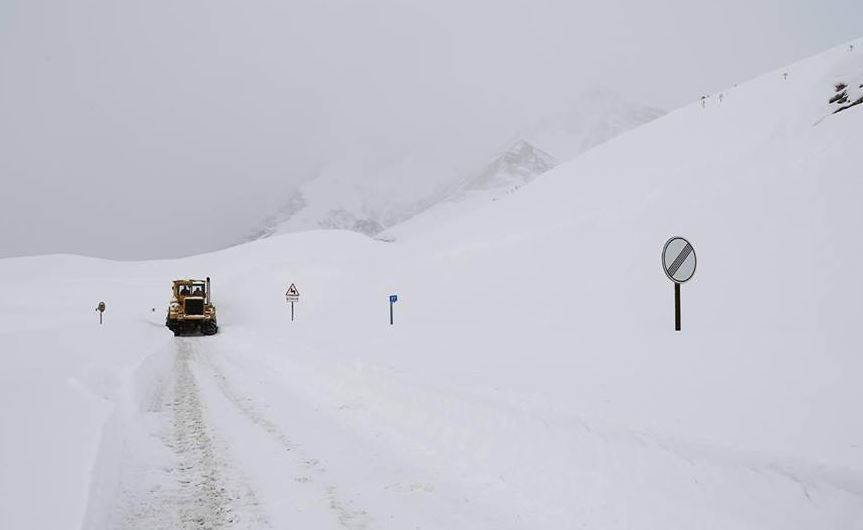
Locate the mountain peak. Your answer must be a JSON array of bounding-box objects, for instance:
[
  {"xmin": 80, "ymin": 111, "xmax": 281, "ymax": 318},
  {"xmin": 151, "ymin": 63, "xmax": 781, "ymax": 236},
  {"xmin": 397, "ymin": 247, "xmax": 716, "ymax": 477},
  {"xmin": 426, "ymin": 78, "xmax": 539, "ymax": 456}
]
[
  {"xmin": 500, "ymin": 140, "xmax": 557, "ymax": 174},
  {"xmin": 464, "ymin": 140, "xmax": 557, "ymax": 192}
]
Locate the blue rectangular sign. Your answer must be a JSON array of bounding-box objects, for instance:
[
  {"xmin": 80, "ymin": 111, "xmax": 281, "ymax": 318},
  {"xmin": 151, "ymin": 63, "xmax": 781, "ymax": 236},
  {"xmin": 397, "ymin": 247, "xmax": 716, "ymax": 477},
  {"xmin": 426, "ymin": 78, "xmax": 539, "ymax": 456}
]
[{"xmin": 389, "ymin": 294, "xmax": 398, "ymax": 303}]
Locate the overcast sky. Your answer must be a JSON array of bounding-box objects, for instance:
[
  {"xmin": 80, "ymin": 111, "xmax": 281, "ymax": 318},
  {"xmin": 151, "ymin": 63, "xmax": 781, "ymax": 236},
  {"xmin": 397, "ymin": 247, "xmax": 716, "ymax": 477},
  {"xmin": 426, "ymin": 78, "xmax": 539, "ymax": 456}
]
[{"xmin": 1, "ymin": 0, "xmax": 860, "ymax": 259}]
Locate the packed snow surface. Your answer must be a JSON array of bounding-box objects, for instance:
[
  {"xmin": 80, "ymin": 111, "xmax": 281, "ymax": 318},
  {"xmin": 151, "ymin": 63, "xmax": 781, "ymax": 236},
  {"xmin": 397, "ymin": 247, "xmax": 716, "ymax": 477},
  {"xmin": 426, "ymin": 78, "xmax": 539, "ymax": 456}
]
[{"xmin": 1, "ymin": 40, "xmax": 862, "ymax": 529}]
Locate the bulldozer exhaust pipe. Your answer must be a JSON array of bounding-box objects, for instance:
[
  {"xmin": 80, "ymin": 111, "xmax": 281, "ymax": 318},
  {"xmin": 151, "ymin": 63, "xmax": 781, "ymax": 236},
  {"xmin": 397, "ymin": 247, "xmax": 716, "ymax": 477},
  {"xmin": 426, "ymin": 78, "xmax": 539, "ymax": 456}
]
[{"xmin": 206, "ymin": 276, "xmax": 211, "ymax": 303}]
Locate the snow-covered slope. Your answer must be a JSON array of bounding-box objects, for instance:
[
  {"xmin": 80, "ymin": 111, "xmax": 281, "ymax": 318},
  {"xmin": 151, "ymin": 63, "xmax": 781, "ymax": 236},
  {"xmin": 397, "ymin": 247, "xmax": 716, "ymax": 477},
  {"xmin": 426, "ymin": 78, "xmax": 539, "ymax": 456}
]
[
  {"xmin": 376, "ymin": 140, "xmax": 559, "ymax": 242},
  {"xmin": 2, "ymin": 40, "xmax": 862, "ymax": 530},
  {"xmin": 246, "ymin": 91, "xmax": 661, "ymax": 242},
  {"xmin": 525, "ymin": 88, "xmax": 665, "ymax": 161}
]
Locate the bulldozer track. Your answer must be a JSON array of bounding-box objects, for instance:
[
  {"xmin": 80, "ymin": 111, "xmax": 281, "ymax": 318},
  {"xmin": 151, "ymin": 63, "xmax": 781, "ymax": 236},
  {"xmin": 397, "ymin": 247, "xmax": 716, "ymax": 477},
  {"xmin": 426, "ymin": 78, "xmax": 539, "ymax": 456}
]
[{"xmin": 100, "ymin": 340, "xmax": 266, "ymax": 529}]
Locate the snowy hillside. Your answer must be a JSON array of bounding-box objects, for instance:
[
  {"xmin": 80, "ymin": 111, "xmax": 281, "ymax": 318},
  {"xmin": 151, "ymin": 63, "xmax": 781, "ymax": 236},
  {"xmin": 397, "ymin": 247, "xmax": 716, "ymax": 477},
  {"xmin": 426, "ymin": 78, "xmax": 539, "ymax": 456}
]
[
  {"xmin": 377, "ymin": 140, "xmax": 558, "ymax": 242},
  {"xmin": 246, "ymin": 91, "xmax": 660, "ymax": 242},
  {"xmin": 525, "ymin": 88, "xmax": 665, "ymax": 160},
  {"xmin": 2, "ymin": 40, "xmax": 863, "ymax": 530}
]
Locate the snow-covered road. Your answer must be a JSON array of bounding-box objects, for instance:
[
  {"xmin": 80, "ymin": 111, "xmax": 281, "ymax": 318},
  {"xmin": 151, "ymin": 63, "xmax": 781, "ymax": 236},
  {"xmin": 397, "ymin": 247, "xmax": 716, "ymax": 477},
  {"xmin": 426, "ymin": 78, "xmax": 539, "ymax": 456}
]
[
  {"xmin": 85, "ymin": 334, "xmax": 387, "ymax": 529},
  {"xmin": 86, "ymin": 338, "xmax": 265, "ymax": 529},
  {"xmin": 77, "ymin": 325, "xmax": 863, "ymax": 530}
]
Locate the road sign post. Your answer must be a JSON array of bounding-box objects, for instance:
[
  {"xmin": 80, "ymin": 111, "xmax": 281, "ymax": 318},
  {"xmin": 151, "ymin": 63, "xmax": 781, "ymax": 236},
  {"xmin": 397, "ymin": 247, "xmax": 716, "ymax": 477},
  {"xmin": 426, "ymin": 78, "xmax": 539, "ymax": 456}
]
[
  {"xmin": 389, "ymin": 294, "xmax": 398, "ymax": 325},
  {"xmin": 96, "ymin": 301, "xmax": 106, "ymax": 325},
  {"xmin": 285, "ymin": 284, "xmax": 300, "ymax": 321},
  {"xmin": 662, "ymin": 237, "xmax": 696, "ymax": 332}
]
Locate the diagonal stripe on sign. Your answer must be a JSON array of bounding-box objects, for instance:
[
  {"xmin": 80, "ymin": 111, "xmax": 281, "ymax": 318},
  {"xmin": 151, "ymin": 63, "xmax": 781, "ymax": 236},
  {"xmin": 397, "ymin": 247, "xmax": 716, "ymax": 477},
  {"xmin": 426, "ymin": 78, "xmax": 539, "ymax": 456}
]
[{"xmin": 667, "ymin": 243, "xmax": 693, "ymax": 278}]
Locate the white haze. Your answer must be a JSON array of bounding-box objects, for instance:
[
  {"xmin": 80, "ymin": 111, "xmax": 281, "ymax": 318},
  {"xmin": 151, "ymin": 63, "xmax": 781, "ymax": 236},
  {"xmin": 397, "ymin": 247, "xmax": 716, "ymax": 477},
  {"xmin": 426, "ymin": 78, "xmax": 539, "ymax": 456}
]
[{"xmin": 0, "ymin": 0, "xmax": 860, "ymax": 259}]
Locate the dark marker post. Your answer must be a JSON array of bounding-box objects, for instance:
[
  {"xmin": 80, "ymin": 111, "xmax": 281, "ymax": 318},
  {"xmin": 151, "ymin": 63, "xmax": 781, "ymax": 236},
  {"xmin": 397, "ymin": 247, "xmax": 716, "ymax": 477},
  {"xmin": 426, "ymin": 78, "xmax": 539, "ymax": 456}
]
[{"xmin": 389, "ymin": 294, "xmax": 398, "ymax": 325}]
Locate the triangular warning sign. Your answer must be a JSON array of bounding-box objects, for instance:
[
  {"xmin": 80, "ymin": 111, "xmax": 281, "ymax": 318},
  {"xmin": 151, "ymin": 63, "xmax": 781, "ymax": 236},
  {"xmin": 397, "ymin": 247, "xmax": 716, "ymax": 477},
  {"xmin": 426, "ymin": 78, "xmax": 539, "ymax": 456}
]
[{"xmin": 286, "ymin": 284, "xmax": 300, "ymax": 297}]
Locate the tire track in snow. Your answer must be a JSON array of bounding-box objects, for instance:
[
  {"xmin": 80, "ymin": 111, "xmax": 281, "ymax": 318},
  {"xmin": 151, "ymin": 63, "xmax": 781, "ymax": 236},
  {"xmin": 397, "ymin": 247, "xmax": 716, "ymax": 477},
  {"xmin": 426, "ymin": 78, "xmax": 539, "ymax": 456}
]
[
  {"xmin": 197, "ymin": 351, "xmax": 372, "ymax": 530},
  {"xmin": 106, "ymin": 340, "xmax": 267, "ymax": 529},
  {"xmin": 170, "ymin": 341, "xmax": 241, "ymax": 528}
]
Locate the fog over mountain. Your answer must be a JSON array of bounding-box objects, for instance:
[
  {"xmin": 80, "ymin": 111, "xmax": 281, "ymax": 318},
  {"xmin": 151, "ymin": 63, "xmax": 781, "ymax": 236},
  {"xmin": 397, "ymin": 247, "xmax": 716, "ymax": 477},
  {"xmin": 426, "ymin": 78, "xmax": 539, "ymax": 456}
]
[
  {"xmin": 247, "ymin": 90, "xmax": 663, "ymax": 241},
  {"xmin": 1, "ymin": 0, "xmax": 860, "ymax": 259}
]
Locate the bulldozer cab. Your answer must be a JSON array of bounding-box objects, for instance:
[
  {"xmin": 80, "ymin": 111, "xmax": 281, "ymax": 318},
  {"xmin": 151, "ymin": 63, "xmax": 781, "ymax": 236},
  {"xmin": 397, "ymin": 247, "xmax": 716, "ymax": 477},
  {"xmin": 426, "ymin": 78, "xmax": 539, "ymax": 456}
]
[{"xmin": 174, "ymin": 280, "xmax": 208, "ymax": 302}]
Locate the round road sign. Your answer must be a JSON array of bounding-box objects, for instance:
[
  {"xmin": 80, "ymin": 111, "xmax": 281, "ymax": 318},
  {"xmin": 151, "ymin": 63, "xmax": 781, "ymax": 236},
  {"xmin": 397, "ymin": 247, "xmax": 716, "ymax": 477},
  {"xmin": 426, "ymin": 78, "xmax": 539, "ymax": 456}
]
[{"xmin": 662, "ymin": 237, "xmax": 696, "ymax": 283}]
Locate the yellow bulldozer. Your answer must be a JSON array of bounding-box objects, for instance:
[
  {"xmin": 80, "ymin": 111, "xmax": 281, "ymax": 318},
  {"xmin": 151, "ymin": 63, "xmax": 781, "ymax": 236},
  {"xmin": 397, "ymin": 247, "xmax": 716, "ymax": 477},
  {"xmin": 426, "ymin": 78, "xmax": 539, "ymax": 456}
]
[{"xmin": 166, "ymin": 277, "xmax": 218, "ymax": 336}]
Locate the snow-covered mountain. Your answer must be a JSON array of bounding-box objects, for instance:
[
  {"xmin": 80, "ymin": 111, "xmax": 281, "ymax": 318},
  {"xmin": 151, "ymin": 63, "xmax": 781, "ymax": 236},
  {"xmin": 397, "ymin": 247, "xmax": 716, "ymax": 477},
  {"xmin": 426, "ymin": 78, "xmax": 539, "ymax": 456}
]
[
  {"xmin": 245, "ymin": 91, "xmax": 662, "ymax": 242},
  {"xmin": 2, "ymin": 39, "xmax": 862, "ymax": 530},
  {"xmin": 462, "ymin": 139, "xmax": 557, "ymax": 193},
  {"xmin": 525, "ymin": 88, "xmax": 665, "ymax": 160},
  {"xmin": 375, "ymin": 140, "xmax": 559, "ymax": 242}
]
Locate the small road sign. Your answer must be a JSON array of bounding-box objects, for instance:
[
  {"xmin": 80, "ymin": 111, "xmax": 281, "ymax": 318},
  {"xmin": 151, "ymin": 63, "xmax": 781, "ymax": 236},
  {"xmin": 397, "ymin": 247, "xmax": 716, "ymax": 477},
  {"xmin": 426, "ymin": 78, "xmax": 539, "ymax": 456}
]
[
  {"xmin": 96, "ymin": 301, "xmax": 106, "ymax": 325},
  {"xmin": 286, "ymin": 284, "xmax": 300, "ymax": 321},
  {"xmin": 662, "ymin": 237, "xmax": 696, "ymax": 283},
  {"xmin": 285, "ymin": 283, "xmax": 300, "ymax": 301},
  {"xmin": 662, "ymin": 237, "xmax": 696, "ymax": 331},
  {"xmin": 389, "ymin": 294, "xmax": 398, "ymax": 325}
]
